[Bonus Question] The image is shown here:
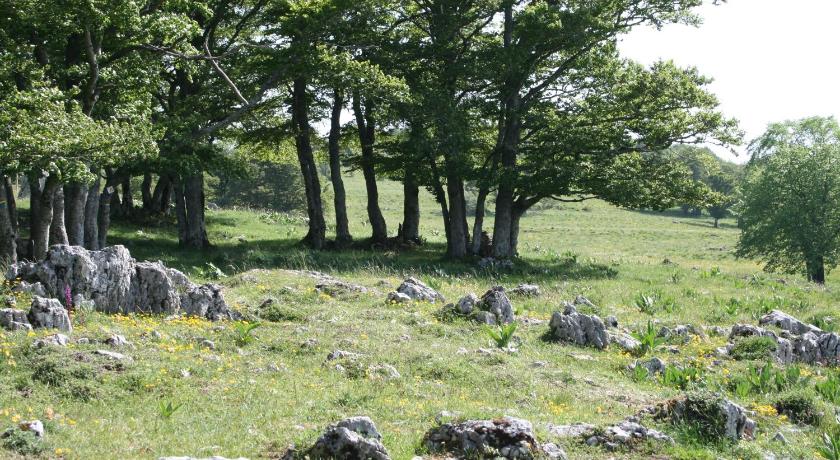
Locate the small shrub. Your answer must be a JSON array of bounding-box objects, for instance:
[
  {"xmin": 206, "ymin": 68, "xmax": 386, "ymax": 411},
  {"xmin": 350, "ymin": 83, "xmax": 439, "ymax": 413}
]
[
  {"xmin": 483, "ymin": 323, "xmax": 517, "ymax": 349},
  {"xmin": 773, "ymin": 390, "xmax": 822, "ymax": 425},
  {"xmin": 676, "ymin": 391, "xmax": 731, "ymax": 442},
  {"xmin": 630, "ymin": 364, "xmax": 649, "ymax": 383},
  {"xmin": 259, "ymin": 304, "xmax": 306, "ymax": 323},
  {"xmin": 634, "ymin": 292, "xmax": 659, "ymax": 315},
  {"xmin": 31, "ymin": 361, "xmax": 69, "ymax": 387},
  {"xmin": 632, "ymin": 320, "xmax": 666, "ymax": 356},
  {"xmin": 233, "ymin": 321, "xmax": 261, "ymax": 346},
  {"xmin": 729, "ymin": 336, "xmax": 777, "ymax": 361},
  {"xmin": 1, "ymin": 429, "xmax": 45, "ymax": 456},
  {"xmin": 662, "ymin": 365, "xmax": 705, "ymax": 390}
]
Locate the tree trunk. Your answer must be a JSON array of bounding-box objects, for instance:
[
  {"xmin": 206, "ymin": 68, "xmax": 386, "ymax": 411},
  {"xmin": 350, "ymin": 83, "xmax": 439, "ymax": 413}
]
[
  {"xmin": 172, "ymin": 176, "xmax": 188, "ymax": 245},
  {"xmin": 141, "ymin": 173, "xmax": 153, "ymax": 211},
  {"xmin": 328, "ymin": 89, "xmax": 352, "ymax": 246},
  {"xmin": 292, "ymin": 78, "xmax": 326, "ymax": 249},
  {"xmin": 151, "ymin": 175, "xmax": 172, "ymax": 214},
  {"xmin": 0, "ymin": 175, "xmax": 17, "ymax": 265},
  {"xmin": 32, "ymin": 176, "xmax": 59, "ymax": 260},
  {"xmin": 445, "ymin": 174, "xmax": 469, "ymax": 258},
  {"xmin": 84, "ymin": 175, "xmax": 101, "ymax": 250},
  {"xmin": 808, "ymin": 256, "xmax": 826, "ymax": 284},
  {"xmin": 3, "ymin": 176, "xmax": 17, "ymax": 237},
  {"xmin": 509, "ymin": 206, "xmax": 524, "ymax": 257},
  {"xmin": 97, "ymin": 173, "xmax": 117, "ymax": 249},
  {"xmin": 183, "ymin": 174, "xmax": 209, "ymax": 249},
  {"xmin": 471, "ymin": 187, "xmax": 490, "ymax": 255},
  {"xmin": 352, "ymin": 92, "xmax": 388, "ymax": 245},
  {"xmin": 64, "ymin": 183, "xmax": 88, "ymax": 245},
  {"xmin": 714, "ymin": 218, "xmax": 720, "ymax": 228},
  {"xmin": 49, "ymin": 187, "xmax": 68, "ymax": 245},
  {"xmin": 401, "ymin": 172, "xmax": 420, "ymax": 243},
  {"xmin": 121, "ymin": 176, "xmax": 133, "ymax": 215}
]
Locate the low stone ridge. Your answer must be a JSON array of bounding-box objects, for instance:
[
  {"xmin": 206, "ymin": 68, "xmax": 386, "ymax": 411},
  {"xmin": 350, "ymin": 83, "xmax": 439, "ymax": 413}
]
[
  {"xmin": 585, "ymin": 417, "xmax": 674, "ymax": 450},
  {"xmin": 6, "ymin": 244, "xmax": 239, "ymax": 322},
  {"xmin": 424, "ymin": 416, "xmax": 544, "ymax": 459},
  {"xmin": 395, "ymin": 277, "xmax": 445, "ymax": 303},
  {"xmin": 723, "ymin": 310, "xmax": 840, "ymax": 365},
  {"xmin": 510, "ymin": 283, "xmax": 541, "ymax": 297},
  {"xmin": 548, "ymin": 304, "xmax": 609, "ymax": 350},
  {"xmin": 301, "ymin": 416, "xmax": 390, "ymax": 460}
]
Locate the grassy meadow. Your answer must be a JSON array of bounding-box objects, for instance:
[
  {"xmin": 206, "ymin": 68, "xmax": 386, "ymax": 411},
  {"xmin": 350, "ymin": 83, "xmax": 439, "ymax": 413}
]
[{"xmin": 1, "ymin": 174, "xmax": 838, "ymax": 459}]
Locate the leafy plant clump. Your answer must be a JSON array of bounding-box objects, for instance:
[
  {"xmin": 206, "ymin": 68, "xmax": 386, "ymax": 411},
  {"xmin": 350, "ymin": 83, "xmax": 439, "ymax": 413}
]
[
  {"xmin": 233, "ymin": 321, "xmax": 262, "ymax": 346},
  {"xmin": 632, "ymin": 320, "xmax": 666, "ymax": 356},
  {"xmin": 1, "ymin": 429, "xmax": 45, "ymax": 456},
  {"xmin": 773, "ymin": 389, "xmax": 823, "ymax": 425},
  {"xmin": 729, "ymin": 336, "xmax": 777, "ymax": 361},
  {"xmin": 483, "ymin": 323, "xmax": 518, "ymax": 349},
  {"xmin": 816, "ymin": 373, "xmax": 840, "ymax": 404}
]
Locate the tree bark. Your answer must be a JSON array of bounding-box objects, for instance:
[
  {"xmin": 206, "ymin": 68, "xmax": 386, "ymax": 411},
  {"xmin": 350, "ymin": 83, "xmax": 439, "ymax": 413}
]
[
  {"xmin": 121, "ymin": 176, "xmax": 134, "ymax": 216},
  {"xmin": 471, "ymin": 187, "xmax": 490, "ymax": 255},
  {"xmin": 32, "ymin": 176, "xmax": 59, "ymax": 260},
  {"xmin": 328, "ymin": 89, "xmax": 352, "ymax": 246},
  {"xmin": 3, "ymin": 176, "xmax": 17, "ymax": 237},
  {"xmin": 151, "ymin": 175, "xmax": 172, "ymax": 214},
  {"xmin": 172, "ymin": 176, "xmax": 188, "ymax": 245},
  {"xmin": 97, "ymin": 172, "xmax": 118, "ymax": 249},
  {"xmin": 49, "ymin": 187, "xmax": 69, "ymax": 245},
  {"xmin": 714, "ymin": 218, "xmax": 719, "ymax": 228},
  {"xmin": 445, "ymin": 173, "xmax": 469, "ymax": 258},
  {"xmin": 141, "ymin": 173, "xmax": 153, "ymax": 211},
  {"xmin": 64, "ymin": 183, "xmax": 88, "ymax": 245},
  {"xmin": 352, "ymin": 92, "xmax": 388, "ymax": 245},
  {"xmin": 292, "ymin": 78, "xmax": 326, "ymax": 249},
  {"xmin": 401, "ymin": 172, "xmax": 420, "ymax": 243},
  {"xmin": 183, "ymin": 173, "xmax": 210, "ymax": 248},
  {"xmin": 808, "ymin": 256, "xmax": 826, "ymax": 284},
  {"xmin": 0, "ymin": 175, "xmax": 17, "ymax": 265},
  {"xmin": 84, "ymin": 175, "xmax": 101, "ymax": 250}
]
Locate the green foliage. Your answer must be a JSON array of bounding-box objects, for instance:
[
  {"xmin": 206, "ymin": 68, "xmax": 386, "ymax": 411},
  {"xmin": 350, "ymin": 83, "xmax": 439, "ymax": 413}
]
[
  {"xmin": 738, "ymin": 116, "xmax": 840, "ymax": 283},
  {"xmin": 729, "ymin": 336, "xmax": 777, "ymax": 361},
  {"xmin": 730, "ymin": 362, "xmax": 810, "ymax": 396},
  {"xmin": 233, "ymin": 321, "xmax": 261, "ymax": 347},
  {"xmin": 630, "ymin": 364, "xmax": 650, "ymax": 383},
  {"xmin": 661, "ymin": 365, "xmax": 705, "ymax": 390},
  {"xmin": 632, "ymin": 320, "xmax": 666, "ymax": 356},
  {"xmin": 483, "ymin": 323, "xmax": 518, "ymax": 349},
  {"xmin": 676, "ymin": 391, "xmax": 732, "ymax": 443},
  {"xmin": 158, "ymin": 401, "xmax": 183, "ymax": 420},
  {"xmin": 816, "ymin": 373, "xmax": 840, "ymax": 405},
  {"xmin": 773, "ymin": 390, "xmax": 822, "ymax": 425},
  {"xmin": 211, "ymin": 161, "xmax": 305, "ymax": 213},
  {"xmin": 1, "ymin": 429, "xmax": 45, "ymax": 456},
  {"xmin": 819, "ymin": 430, "xmax": 840, "ymax": 460},
  {"xmin": 194, "ymin": 262, "xmax": 227, "ymax": 281}
]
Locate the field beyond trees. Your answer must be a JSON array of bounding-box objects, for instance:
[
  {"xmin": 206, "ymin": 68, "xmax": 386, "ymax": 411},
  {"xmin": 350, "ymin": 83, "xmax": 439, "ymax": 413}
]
[{"xmin": 1, "ymin": 176, "xmax": 836, "ymax": 459}]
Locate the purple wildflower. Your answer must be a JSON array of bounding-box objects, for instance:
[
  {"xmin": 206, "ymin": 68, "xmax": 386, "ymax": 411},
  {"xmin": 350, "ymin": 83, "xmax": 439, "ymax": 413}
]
[{"xmin": 64, "ymin": 284, "xmax": 73, "ymax": 311}]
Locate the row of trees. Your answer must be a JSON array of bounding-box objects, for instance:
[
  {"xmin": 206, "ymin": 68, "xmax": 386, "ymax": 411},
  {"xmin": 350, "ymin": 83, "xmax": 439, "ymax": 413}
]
[{"xmin": 0, "ymin": 0, "xmax": 740, "ymax": 264}]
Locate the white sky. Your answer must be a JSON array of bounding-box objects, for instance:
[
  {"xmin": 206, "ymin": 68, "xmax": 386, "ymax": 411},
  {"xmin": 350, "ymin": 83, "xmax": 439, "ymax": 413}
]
[{"xmin": 618, "ymin": 0, "xmax": 840, "ymax": 163}]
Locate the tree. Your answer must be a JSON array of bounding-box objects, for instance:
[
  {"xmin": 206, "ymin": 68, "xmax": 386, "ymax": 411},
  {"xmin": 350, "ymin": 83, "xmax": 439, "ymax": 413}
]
[
  {"xmin": 737, "ymin": 116, "xmax": 840, "ymax": 284},
  {"xmin": 706, "ymin": 165, "xmax": 739, "ymax": 228}
]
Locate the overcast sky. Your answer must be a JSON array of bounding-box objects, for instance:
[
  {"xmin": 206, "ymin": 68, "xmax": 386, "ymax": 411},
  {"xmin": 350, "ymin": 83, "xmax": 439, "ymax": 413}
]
[{"xmin": 618, "ymin": 0, "xmax": 840, "ymax": 163}]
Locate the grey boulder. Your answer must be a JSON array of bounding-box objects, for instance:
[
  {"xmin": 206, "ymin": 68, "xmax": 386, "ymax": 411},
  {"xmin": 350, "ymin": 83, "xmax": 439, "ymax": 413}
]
[
  {"xmin": 549, "ymin": 304, "xmax": 609, "ymax": 350},
  {"xmin": 28, "ymin": 297, "xmax": 72, "ymax": 332},
  {"xmin": 396, "ymin": 277, "xmax": 444, "ymax": 303}
]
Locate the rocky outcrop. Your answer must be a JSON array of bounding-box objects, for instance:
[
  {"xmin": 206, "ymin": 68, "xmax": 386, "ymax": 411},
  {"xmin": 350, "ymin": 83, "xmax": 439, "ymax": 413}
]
[
  {"xmin": 395, "ymin": 277, "xmax": 444, "ymax": 303},
  {"xmin": 28, "ymin": 297, "xmax": 72, "ymax": 332},
  {"xmin": 386, "ymin": 291, "xmax": 411, "ymax": 303},
  {"xmin": 424, "ymin": 417, "xmax": 541, "ymax": 459},
  {"xmin": 549, "ymin": 304, "xmax": 609, "ymax": 350},
  {"xmin": 759, "ymin": 309, "xmax": 822, "ymax": 335},
  {"xmin": 726, "ymin": 311, "xmax": 840, "ymax": 365},
  {"xmin": 0, "ymin": 308, "xmax": 31, "ymax": 331},
  {"xmin": 474, "ymin": 287, "xmax": 515, "ymax": 325},
  {"xmin": 585, "ymin": 417, "xmax": 673, "ymax": 450},
  {"xmin": 8, "ymin": 245, "xmax": 238, "ymax": 321},
  {"xmin": 660, "ymin": 392, "xmax": 756, "ymax": 442},
  {"xmin": 304, "ymin": 417, "xmax": 390, "ymax": 460}
]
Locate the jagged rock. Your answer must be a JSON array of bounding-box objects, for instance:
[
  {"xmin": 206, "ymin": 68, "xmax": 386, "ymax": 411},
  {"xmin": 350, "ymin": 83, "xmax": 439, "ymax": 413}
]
[
  {"xmin": 33, "ymin": 333, "xmax": 69, "ymax": 348},
  {"xmin": 105, "ymin": 334, "xmax": 130, "ymax": 348},
  {"xmin": 663, "ymin": 392, "xmax": 756, "ymax": 441},
  {"xmin": 424, "ymin": 416, "xmax": 539, "ymax": 459},
  {"xmin": 2, "ymin": 295, "xmax": 15, "ymax": 308},
  {"xmin": 12, "ymin": 281, "xmax": 46, "ymax": 297},
  {"xmin": 541, "ymin": 443, "xmax": 567, "ymax": 460},
  {"xmin": 629, "ymin": 357, "xmax": 666, "ymax": 375},
  {"xmin": 547, "ymin": 423, "xmax": 596, "ymax": 438},
  {"xmin": 574, "ymin": 295, "xmax": 595, "ymax": 308},
  {"xmin": 604, "ymin": 315, "xmax": 619, "ymax": 328},
  {"xmin": 93, "ymin": 349, "xmax": 131, "ymax": 361},
  {"xmin": 9, "ymin": 245, "xmax": 238, "ymax": 321},
  {"xmin": 316, "ymin": 279, "xmax": 368, "ymax": 297},
  {"xmin": 586, "ymin": 418, "xmax": 674, "ymax": 448},
  {"xmin": 306, "ymin": 417, "xmax": 390, "ymax": 460},
  {"xmin": 609, "ymin": 331, "xmax": 641, "ymax": 352},
  {"xmin": 476, "ymin": 286, "xmax": 515, "ymax": 324},
  {"xmin": 456, "ymin": 293, "xmax": 479, "ymax": 314},
  {"xmin": 510, "ymin": 284, "xmax": 541, "ymax": 297},
  {"xmin": 386, "ymin": 291, "xmax": 411, "ymax": 303},
  {"xmin": 396, "ymin": 277, "xmax": 444, "ymax": 303},
  {"xmin": 18, "ymin": 420, "xmax": 44, "ymax": 437},
  {"xmin": 28, "ymin": 297, "xmax": 72, "ymax": 332},
  {"xmin": 326, "ymin": 350, "xmax": 362, "ymax": 361},
  {"xmin": 0, "ymin": 308, "xmax": 31, "ymax": 331},
  {"xmin": 760, "ymin": 310, "xmax": 822, "ymax": 335},
  {"xmin": 549, "ymin": 304, "xmax": 609, "ymax": 350}
]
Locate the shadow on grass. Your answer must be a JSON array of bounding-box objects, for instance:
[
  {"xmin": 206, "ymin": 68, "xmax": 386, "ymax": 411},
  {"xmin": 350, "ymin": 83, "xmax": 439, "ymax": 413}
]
[{"xmin": 109, "ymin": 218, "xmax": 618, "ymax": 283}]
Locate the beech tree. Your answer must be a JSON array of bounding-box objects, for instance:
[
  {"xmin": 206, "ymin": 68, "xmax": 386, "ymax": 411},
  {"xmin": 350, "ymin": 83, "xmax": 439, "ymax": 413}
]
[{"xmin": 738, "ymin": 117, "xmax": 840, "ymax": 284}]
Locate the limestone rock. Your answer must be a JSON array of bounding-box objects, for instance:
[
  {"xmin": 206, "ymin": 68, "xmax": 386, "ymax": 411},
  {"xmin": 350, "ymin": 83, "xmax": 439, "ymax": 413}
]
[
  {"xmin": 574, "ymin": 295, "xmax": 595, "ymax": 308},
  {"xmin": 33, "ymin": 334, "xmax": 69, "ymax": 348},
  {"xmin": 547, "ymin": 423, "xmax": 596, "ymax": 438},
  {"xmin": 386, "ymin": 291, "xmax": 411, "ymax": 304},
  {"xmin": 476, "ymin": 286, "xmax": 515, "ymax": 324},
  {"xmin": 586, "ymin": 418, "xmax": 674, "ymax": 448},
  {"xmin": 424, "ymin": 416, "xmax": 539, "ymax": 459},
  {"xmin": 609, "ymin": 331, "xmax": 641, "ymax": 352},
  {"xmin": 549, "ymin": 304, "xmax": 609, "ymax": 350},
  {"xmin": 18, "ymin": 420, "xmax": 44, "ymax": 437},
  {"xmin": 94, "ymin": 349, "xmax": 131, "ymax": 361},
  {"xmin": 760, "ymin": 310, "xmax": 822, "ymax": 335},
  {"xmin": 28, "ymin": 297, "xmax": 72, "ymax": 332},
  {"xmin": 665, "ymin": 392, "xmax": 756, "ymax": 441},
  {"xmin": 510, "ymin": 284, "xmax": 541, "ymax": 297},
  {"xmin": 629, "ymin": 357, "xmax": 666, "ymax": 375},
  {"xmin": 105, "ymin": 334, "xmax": 131, "ymax": 348},
  {"xmin": 396, "ymin": 277, "xmax": 444, "ymax": 303},
  {"xmin": 306, "ymin": 417, "xmax": 390, "ymax": 460},
  {"xmin": 0, "ymin": 308, "xmax": 31, "ymax": 331},
  {"xmin": 456, "ymin": 293, "xmax": 479, "ymax": 314},
  {"xmin": 181, "ymin": 284, "xmax": 238, "ymax": 321}
]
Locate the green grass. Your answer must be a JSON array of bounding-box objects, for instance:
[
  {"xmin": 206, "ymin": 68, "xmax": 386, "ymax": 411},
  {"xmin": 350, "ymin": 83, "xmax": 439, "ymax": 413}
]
[{"xmin": 1, "ymin": 174, "xmax": 838, "ymax": 459}]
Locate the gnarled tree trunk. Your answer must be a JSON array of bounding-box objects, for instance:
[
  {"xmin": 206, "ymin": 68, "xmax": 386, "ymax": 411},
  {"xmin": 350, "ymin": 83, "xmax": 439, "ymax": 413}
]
[
  {"xmin": 352, "ymin": 92, "xmax": 388, "ymax": 245},
  {"xmin": 0, "ymin": 175, "xmax": 17, "ymax": 265},
  {"xmin": 292, "ymin": 78, "xmax": 326, "ymax": 249},
  {"xmin": 328, "ymin": 89, "xmax": 352, "ymax": 246}
]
